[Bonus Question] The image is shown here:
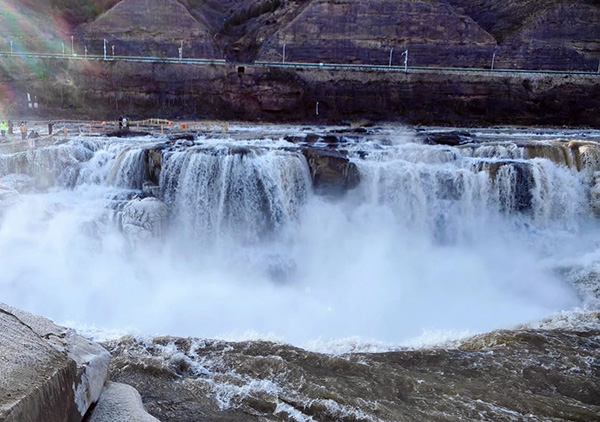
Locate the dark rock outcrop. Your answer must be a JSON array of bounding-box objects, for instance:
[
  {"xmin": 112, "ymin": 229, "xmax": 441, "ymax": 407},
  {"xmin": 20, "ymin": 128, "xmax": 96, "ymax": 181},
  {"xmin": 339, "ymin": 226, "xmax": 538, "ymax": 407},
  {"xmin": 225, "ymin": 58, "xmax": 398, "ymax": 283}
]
[{"xmin": 302, "ymin": 147, "xmax": 360, "ymax": 194}]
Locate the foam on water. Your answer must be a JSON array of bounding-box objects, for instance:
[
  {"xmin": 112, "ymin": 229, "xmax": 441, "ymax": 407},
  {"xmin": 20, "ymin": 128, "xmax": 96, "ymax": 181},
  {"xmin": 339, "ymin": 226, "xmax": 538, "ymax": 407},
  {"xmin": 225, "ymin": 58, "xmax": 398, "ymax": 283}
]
[{"xmin": 0, "ymin": 127, "xmax": 598, "ymax": 352}]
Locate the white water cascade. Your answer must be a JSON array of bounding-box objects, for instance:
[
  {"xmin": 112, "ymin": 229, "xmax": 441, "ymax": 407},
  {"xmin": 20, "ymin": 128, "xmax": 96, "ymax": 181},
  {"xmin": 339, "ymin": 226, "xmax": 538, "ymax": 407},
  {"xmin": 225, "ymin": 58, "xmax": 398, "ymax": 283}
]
[{"xmin": 0, "ymin": 127, "xmax": 598, "ymax": 351}]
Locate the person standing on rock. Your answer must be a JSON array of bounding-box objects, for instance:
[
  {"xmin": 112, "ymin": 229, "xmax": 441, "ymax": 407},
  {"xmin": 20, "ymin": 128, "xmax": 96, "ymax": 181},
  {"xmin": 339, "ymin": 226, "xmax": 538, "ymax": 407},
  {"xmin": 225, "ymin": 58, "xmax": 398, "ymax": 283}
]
[
  {"xmin": 122, "ymin": 116, "xmax": 128, "ymax": 131},
  {"xmin": 19, "ymin": 122, "xmax": 27, "ymax": 141},
  {"xmin": 118, "ymin": 115, "xmax": 123, "ymax": 130},
  {"xmin": 0, "ymin": 121, "xmax": 6, "ymax": 137}
]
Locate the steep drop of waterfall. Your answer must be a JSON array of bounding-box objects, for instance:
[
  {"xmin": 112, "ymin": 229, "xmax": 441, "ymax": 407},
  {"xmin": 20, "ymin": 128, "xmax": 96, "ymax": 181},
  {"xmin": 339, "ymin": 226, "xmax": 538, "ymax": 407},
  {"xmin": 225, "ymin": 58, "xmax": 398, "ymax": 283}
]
[
  {"xmin": 0, "ymin": 126, "xmax": 598, "ymax": 348},
  {"xmin": 159, "ymin": 144, "xmax": 311, "ymax": 243}
]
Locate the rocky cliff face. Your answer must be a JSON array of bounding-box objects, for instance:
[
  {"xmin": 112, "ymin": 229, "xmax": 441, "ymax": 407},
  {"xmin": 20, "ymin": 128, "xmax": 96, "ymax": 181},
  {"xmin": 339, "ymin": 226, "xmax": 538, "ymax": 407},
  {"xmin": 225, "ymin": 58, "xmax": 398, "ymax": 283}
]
[
  {"xmin": 3, "ymin": 0, "xmax": 600, "ymax": 125},
  {"xmin": 257, "ymin": 0, "xmax": 497, "ymax": 67},
  {"xmin": 1, "ymin": 57, "xmax": 599, "ymax": 126},
  {"xmin": 77, "ymin": 0, "xmax": 220, "ymax": 59}
]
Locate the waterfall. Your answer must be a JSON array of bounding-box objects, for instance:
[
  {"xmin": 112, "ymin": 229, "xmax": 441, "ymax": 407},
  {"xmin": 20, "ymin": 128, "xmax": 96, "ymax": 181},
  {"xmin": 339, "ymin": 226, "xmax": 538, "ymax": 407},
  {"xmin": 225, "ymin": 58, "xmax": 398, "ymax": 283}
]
[
  {"xmin": 0, "ymin": 139, "xmax": 102, "ymax": 189},
  {"xmin": 351, "ymin": 143, "xmax": 588, "ymax": 242},
  {"xmin": 160, "ymin": 144, "xmax": 312, "ymax": 243},
  {"xmin": 106, "ymin": 147, "xmax": 148, "ymax": 189},
  {"xmin": 0, "ymin": 127, "xmax": 598, "ymax": 347}
]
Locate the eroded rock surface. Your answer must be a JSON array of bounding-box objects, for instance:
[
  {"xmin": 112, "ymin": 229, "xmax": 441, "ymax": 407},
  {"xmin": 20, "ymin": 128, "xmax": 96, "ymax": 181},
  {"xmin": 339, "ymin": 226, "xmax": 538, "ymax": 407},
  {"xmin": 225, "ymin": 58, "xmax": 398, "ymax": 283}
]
[
  {"xmin": 0, "ymin": 303, "xmax": 110, "ymax": 422},
  {"xmin": 85, "ymin": 382, "xmax": 160, "ymax": 422}
]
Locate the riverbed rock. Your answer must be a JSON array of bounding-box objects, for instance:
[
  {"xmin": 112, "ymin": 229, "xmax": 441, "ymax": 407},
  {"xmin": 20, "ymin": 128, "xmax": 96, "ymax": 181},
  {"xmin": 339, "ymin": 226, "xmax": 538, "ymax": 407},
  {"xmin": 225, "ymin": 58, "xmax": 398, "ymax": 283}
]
[
  {"xmin": 0, "ymin": 303, "xmax": 110, "ymax": 422},
  {"xmin": 302, "ymin": 147, "xmax": 360, "ymax": 195},
  {"xmin": 85, "ymin": 382, "xmax": 160, "ymax": 422}
]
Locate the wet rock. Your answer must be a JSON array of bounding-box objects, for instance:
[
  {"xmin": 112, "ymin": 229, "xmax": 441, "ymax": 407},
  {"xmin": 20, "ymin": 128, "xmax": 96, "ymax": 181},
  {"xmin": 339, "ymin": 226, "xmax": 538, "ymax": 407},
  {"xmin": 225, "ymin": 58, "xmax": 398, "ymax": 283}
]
[
  {"xmin": 477, "ymin": 160, "xmax": 534, "ymax": 213},
  {"xmin": 425, "ymin": 131, "xmax": 473, "ymax": 146},
  {"xmin": 106, "ymin": 131, "xmax": 151, "ymax": 138},
  {"xmin": 144, "ymin": 148, "xmax": 163, "ymax": 186},
  {"xmin": 0, "ymin": 303, "xmax": 110, "ymax": 422},
  {"xmin": 302, "ymin": 147, "xmax": 360, "ymax": 195},
  {"xmin": 122, "ymin": 197, "xmax": 169, "ymax": 247},
  {"xmin": 168, "ymin": 134, "xmax": 195, "ymax": 142},
  {"xmin": 85, "ymin": 382, "xmax": 160, "ymax": 422}
]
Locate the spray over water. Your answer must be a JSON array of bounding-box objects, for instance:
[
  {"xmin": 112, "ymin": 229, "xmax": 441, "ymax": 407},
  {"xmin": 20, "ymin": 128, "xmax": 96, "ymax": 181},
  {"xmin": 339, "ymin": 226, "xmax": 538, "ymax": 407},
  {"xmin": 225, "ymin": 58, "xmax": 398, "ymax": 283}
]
[{"xmin": 0, "ymin": 127, "xmax": 597, "ymax": 350}]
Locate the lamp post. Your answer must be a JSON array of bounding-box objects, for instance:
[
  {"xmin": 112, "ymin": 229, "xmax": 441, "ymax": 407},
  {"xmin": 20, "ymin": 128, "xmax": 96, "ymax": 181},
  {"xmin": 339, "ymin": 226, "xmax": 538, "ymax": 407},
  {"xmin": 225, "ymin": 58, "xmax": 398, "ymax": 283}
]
[
  {"xmin": 84, "ymin": 46, "xmax": 87, "ymax": 58},
  {"xmin": 9, "ymin": 40, "xmax": 12, "ymax": 56},
  {"xmin": 389, "ymin": 48, "xmax": 393, "ymax": 67},
  {"xmin": 402, "ymin": 49, "xmax": 408, "ymax": 72},
  {"xmin": 62, "ymin": 42, "xmax": 65, "ymax": 56},
  {"xmin": 103, "ymin": 39, "xmax": 107, "ymax": 60},
  {"xmin": 491, "ymin": 49, "xmax": 497, "ymax": 70},
  {"xmin": 179, "ymin": 40, "xmax": 183, "ymax": 62},
  {"xmin": 71, "ymin": 35, "xmax": 74, "ymax": 56},
  {"xmin": 283, "ymin": 44, "xmax": 286, "ymax": 63},
  {"xmin": 112, "ymin": 45, "xmax": 115, "ymax": 59}
]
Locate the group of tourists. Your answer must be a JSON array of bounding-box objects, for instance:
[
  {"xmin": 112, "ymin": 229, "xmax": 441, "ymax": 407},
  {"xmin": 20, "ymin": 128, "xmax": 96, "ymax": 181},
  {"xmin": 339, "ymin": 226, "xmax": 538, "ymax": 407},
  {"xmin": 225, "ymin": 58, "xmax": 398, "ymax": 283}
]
[{"xmin": 0, "ymin": 120, "xmax": 40, "ymax": 149}]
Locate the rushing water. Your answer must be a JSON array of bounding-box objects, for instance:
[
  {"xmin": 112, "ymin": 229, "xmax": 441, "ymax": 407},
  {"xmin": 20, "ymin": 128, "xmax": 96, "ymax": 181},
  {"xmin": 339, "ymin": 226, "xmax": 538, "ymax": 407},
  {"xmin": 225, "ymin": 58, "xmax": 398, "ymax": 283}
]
[{"xmin": 0, "ymin": 125, "xmax": 599, "ymax": 351}]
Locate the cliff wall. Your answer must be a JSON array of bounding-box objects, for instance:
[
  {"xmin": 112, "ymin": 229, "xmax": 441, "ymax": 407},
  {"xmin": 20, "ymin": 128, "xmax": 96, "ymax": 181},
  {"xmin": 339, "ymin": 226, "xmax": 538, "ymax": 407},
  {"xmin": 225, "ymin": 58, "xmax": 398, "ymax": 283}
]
[{"xmin": 1, "ymin": 57, "xmax": 598, "ymax": 126}]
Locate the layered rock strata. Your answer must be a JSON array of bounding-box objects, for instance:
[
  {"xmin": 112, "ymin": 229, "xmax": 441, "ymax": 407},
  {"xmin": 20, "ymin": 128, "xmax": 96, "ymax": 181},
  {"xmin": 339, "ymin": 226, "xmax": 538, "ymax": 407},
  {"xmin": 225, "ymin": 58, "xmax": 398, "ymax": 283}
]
[{"xmin": 1, "ymin": 58, "xmax": 599, "ymax": 126}]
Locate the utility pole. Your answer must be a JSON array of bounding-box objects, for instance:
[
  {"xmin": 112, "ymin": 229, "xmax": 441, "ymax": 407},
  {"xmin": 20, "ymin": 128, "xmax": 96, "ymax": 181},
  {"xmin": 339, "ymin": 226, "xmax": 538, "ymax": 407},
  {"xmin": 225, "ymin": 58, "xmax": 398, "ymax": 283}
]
[
  {"xmin": 402, "ymin": 49, "xmax": 408, "ymax": 72},
  {"xmin": 389, "ymin": 48, "xmax": 393, "ymax": 67},
  {"xmin": 283, "ymin": 44, "xmax": 286, "ymax": 63},
  {"xmin": 491, "ymin": 49, "xmax": 497, "ymax": 70},
  {"xmin": 103, "ymin": 39, "xmax": 107, "ymax": 60}
]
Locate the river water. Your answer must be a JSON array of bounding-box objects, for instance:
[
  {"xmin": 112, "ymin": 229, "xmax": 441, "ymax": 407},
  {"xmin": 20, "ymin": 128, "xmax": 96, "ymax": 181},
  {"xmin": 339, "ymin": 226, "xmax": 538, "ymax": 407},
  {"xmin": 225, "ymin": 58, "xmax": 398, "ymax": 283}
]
[{"xmin": 0, "ymin": 124, "xmax": 599, "ymax": 352}]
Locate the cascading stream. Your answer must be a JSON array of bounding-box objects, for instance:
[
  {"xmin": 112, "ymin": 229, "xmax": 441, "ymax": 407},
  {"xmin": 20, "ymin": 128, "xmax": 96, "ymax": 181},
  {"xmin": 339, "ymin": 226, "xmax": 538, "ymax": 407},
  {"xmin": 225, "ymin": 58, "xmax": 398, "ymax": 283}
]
[{"xmin": 0, "ymin": 127, "xmax": 598, "ymax": 349}]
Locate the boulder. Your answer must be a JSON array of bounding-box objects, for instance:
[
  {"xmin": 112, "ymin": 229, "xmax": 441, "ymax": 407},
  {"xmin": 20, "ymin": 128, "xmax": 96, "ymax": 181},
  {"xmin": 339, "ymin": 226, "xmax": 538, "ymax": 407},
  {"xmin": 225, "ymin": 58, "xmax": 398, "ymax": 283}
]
[
  {"xmin": 121, "ymin": 197, "xmax": 169, "ymax": 247},
  {"xmin": 0, "ymin": 303, "xmax": 110, "ymax": 422},
  {"xmin": 302, "ymin": 147, "xmax": 360, "ymax": 195},
  {"xmin": 85, "ymin": 382, "xmax": 160, "ymax": 422},
  {"xmin": 425, "ymin": 131, "xmax": 473, "ymax": 146}
]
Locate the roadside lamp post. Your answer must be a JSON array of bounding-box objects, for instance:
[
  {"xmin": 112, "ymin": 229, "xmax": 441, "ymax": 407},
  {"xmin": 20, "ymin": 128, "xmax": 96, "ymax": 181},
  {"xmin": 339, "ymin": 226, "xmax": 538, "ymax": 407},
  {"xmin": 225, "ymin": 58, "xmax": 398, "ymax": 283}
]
[
  {"xmin": 283, "ymin": 44, "xmax": 286, "ymax": 63},
  {"xmin": 84, "ymin": 46, "xmax": 87, "ymax": 58},
  {"xmin": 71, "ymin": 36, "xmax": 74, "ymax": 56},
  {"xmin": 402, "ymin": 49, "xmax": 408, "ymax": 72},
  {"xmin": 491, "ymin": 49, "xmax": 497, "ymax": 70},
  {"xmin": 9, "ymin": 40, "xmax": 13, "ymax": 56},
  {"xmin": 62, "ymin": 42, "xmax": 65, "ymax": 56},
  {"xmin": 179, "ymin": 40, "xmax": 183, "ymax": 62},
  {"xmin": 389, "ymin": 48, "xmax": 393, "ymax": 67},
  {"xmin": 103, "ymin": 39, "xmax": 107, "ymax": 60},
  {"xmin": 112, "ymin": 45, "xmax": 115, "ymax": 59}
]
